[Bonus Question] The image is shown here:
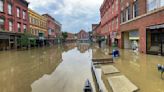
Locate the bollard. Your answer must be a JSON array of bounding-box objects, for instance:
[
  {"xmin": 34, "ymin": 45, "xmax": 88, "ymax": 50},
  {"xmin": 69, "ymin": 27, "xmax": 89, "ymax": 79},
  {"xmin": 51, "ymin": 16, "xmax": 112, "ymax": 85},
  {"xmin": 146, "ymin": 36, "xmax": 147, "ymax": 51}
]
[{"xmin": 157, "ymin": 64, "xmax": 164, "ymax": 79}]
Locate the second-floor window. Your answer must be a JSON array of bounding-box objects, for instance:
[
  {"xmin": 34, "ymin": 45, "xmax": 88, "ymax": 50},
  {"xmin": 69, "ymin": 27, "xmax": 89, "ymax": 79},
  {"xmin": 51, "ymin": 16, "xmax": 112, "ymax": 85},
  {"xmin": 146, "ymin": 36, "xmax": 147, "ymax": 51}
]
[
  {"xmin": 0, "ymin": 18, "xmax": 4, "ymax": 30},
  {"xmin": 23, "ymin": 24, "xmax": 26, "ymax": 32},
  {"xmin": 17, "ymin": 23, "xmax": 21, "ymax": 32},
  {"xmin": 9, "ymin": 21, "xmax": 13, "ymax": 31},
  {"xmin": 116, "ymin": 17, "xmax": 119, "ymax": 29},
  {"xmin": 23, "ymin": 11, "xmax": 26, "ymax": 20},
  {"xmin": 133, "ymin": 0, "xmax": 139, "ymax": 18},
  {"xmin": 147, "ymin": 0, "xmax": 164, "ymax": 11},
  {"xmin": 0, "ymin": 0, "xmax": 3, "ymax": 12},
  {"xmin": 17, "ymin": 8, "xmax": 20, "ymax": 18},
  {"xmin": 8, "ymin": 3, "xmax": 12, "ymax": 15},
  {"xmin": 126, "ymin": 6, "xmax": 131, "ymax": 21}
]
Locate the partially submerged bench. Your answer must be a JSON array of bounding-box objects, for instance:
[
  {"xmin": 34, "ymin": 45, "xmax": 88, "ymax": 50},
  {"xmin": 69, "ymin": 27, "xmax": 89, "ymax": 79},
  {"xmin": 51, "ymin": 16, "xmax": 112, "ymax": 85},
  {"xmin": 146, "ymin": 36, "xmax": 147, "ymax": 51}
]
[
  {"xmin": 101, "ymin": 65, "xmax": 120, "ymax": 75},
  {"xmin": 108, "ymin": 75, "xmax": 138, "ymax": 92}
]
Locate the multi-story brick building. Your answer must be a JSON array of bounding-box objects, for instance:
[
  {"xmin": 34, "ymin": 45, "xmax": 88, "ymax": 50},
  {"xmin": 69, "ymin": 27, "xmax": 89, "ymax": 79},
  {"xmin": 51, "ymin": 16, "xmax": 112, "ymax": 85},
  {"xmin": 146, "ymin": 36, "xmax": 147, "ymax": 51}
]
[
  {"xmin": 28, "ymin": 9, "xmax": 47, "ymax": 37},
  {"xmin": 42, "ymin": 14, "xmax": 62, "ymax": 45},
  {"xmin": 120, "ymin": 0, "xmax": 164, "ymax": 55},
  {"xmin": 100, "ymin": 0, "xmax": 121, "ymax": 47},
  {"xmin": 0, "ymin": 0, "xmax": 29, "ymax": 50}
]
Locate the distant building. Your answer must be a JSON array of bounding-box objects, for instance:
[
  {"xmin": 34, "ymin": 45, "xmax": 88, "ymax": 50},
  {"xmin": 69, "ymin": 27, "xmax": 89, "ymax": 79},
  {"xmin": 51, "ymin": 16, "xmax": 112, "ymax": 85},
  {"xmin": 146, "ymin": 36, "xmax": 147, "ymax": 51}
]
[
  {"xmin": 77, "ymin": 29, "xmax": 89, "ymax": 43},
  {"xmin": 66, "ymin": 32, "xmax": 76, "ymax": 43},
  {"xmin": 0, "ymin": 0, "xmax": 29, "ymax": 50},
  {"xmin": 42, "ymin": 14, "xmax": 62, "ymax": 44}
]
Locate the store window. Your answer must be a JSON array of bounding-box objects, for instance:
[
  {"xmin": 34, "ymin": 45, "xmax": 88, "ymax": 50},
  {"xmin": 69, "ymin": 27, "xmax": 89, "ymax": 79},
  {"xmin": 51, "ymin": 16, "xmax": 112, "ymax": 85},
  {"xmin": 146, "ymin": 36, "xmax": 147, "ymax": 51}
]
[
  {"xmin": 0, "ymin": 18, "xmax": 4, "ymax": 30},
  {"xmin": 0, "ymin": 0, "xmax": 3, "ymax": 12},
  {"xmin": 8, "ymin": 3, "xmax": 12, "ymax": 15},
  {"xmin": 9, "ymin": 21, "xmax": 13, "ymax": 31}
]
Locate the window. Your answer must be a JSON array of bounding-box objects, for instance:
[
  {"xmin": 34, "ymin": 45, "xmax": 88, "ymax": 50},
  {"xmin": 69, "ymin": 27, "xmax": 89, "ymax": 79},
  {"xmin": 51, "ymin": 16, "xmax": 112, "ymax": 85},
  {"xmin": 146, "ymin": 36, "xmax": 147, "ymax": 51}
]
[
  {"xmin": 17, "ymin": 23, "xmax": 21, "ymax": 32},
  {"xmin": 116, "ymin": 0, "xmax": 118, "ymax": 12},
  {"xmin": 23, "ymin": 11, "xmax": 26, "ymax": 20},
  {"xmin": 112, "ymin": 4, "xmax": 114, "ymax": 14},
  {"xmin": 0, "ymin": 0, "xmax": 3, "ymax": 12},
  {"xmin": 121, "ymin": 10, "xmax": 126, "ymax": 22},
  {"xmin": 133, "ymin": 0, "xmax": 139, "ymax": 18},
  {"xmin": 17, "ymin": 8, "xmax": 20, "ymax": 17},
  {"xmin": 126, "ymin": 6, "xmax": 131, "ymax": 21},
  {"xmin": 0, "ymin": 18, "xmax": 4, "ymax": 30},
  {"xmin": 116, "ymin": 17, "xmax": 119, "ymax": 29},
  {"xmin": 147, "ymin": 0, "xmax": 164, "ymax": 11},
  {"xmin": 9, "ymin": 21, "xmax": 13, "ymax": 31},
  {"xmin": 8, "ymin": 3, "xmax": 12, "ymax": 15},
  {"xmin": 23, "ymin": 24, "xmax": 26, "ymax": 32},
  {"xmin": 161, "ymin": 0, "xmax": 164, "ymax": 7}
]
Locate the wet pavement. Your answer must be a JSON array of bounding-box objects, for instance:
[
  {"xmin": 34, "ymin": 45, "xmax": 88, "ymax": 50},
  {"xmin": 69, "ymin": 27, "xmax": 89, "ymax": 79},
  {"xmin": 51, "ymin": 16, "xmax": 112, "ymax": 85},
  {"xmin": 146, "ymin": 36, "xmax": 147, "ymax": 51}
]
[{"xmin": 0, "ymin": 43, "xmax": 164, "ymax": 92}]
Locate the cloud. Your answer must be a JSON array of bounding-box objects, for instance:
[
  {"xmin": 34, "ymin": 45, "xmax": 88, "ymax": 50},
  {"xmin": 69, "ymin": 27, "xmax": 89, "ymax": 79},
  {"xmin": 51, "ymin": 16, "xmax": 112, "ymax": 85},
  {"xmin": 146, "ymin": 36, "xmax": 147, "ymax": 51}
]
[{"xmin": 27, "ymin": 0, "xmax": 103, "ymax": 33}]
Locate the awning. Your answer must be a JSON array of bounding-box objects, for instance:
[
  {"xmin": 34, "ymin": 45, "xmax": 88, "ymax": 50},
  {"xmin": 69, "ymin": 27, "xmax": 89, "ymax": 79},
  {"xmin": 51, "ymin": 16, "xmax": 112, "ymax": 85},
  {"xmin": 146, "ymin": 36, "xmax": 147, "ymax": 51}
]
[
  {"xmin": 147, "ymin": 24, "xmax": 164, "ymax": 29},
  {"xmin": 129, "ymin": 37, "xmax": 139, "ymax": 40}
]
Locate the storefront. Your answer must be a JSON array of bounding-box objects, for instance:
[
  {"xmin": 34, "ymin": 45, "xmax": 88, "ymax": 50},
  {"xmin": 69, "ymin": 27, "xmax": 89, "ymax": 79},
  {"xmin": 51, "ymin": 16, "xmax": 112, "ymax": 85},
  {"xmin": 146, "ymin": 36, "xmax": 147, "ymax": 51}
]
[
  {"xmin": 0, "ymin": 32, "xmax": 21, "ymax": 50},
  {"xmin": 122, "ymin": 30, "xmax": 139, "ymax": 50},
  {"xmin": 146, "ymin": 24, "xmax": 164, "ymax": 55}
]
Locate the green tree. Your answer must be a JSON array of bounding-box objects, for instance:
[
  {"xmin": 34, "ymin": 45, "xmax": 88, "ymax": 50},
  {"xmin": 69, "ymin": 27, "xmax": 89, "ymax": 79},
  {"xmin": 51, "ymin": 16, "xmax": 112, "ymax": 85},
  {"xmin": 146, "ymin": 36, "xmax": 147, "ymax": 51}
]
[
  {"xmin": 62, "ymin": 32, "xmax": 68, "ymax": 41},
  {"xmin": 17, "ymin": 32, "xmax": 36, "ymax": 49}
]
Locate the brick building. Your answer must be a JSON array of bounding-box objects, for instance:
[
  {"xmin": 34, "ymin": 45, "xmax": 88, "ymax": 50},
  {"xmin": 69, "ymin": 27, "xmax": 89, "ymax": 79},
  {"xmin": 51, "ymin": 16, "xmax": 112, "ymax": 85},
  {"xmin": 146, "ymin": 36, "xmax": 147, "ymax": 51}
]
[
  {"xmin": 77, "ymin": 29, "xmax": 89, "ymax": 43},
  {"xmin": 42, "ymin": 14, "xmax": 62, "ymax": 45},
  {"xmin": 66, "ymin": 32, "xmax": 76, "ymax": 43},
  {"xmin": 100, "ymin": 0, "xmax": 121, "ymax": 47},
  {"xmin": 120, "ymin": 0, "xmax": 164, "ymax": 55},
  {"xmin": 0, "ymin": 0, "xmax": 29, "ymax": 50}
]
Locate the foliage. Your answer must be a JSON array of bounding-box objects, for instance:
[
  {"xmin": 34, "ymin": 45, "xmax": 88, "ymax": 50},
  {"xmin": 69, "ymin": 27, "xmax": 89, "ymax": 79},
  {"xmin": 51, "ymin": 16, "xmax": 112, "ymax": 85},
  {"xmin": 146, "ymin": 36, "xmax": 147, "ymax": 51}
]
[
  {"xmin": 17, "ymin": 32, "xmax": 36, "ymax": 48},
  {"xmin": 62, "ymin": 32, "xmax": 68, "ymax": 41}
]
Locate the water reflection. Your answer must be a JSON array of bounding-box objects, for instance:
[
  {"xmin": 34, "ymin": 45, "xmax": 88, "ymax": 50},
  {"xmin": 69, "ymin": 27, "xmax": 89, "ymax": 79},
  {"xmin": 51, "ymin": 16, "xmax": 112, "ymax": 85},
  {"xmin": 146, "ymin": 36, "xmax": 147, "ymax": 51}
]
[
  {"xmin": 0, "ymin": 44, "xmax": 82, "ymax": 92},
  {"xmin": 31, "ymin": 45, "xmax": 95, "ymax": 92}
]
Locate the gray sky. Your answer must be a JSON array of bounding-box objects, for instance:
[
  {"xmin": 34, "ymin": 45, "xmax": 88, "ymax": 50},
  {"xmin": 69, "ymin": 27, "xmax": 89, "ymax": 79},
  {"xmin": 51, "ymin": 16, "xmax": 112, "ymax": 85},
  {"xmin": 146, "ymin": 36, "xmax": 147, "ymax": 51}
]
[{"xmin": 27, "ymin": 0, "xmax": 103, "ymax": 33}]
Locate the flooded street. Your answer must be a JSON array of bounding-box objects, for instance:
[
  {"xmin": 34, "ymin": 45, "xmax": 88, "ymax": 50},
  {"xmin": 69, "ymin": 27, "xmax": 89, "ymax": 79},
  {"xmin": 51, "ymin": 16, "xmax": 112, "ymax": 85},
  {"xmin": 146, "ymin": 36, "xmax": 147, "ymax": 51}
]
[
  {"xmin": 92, "ymin": 46, "xmax": 164, "ymax": 92},
  {"xmin": 0, "ymin": 43, "xmax": 164, "ymax": 92},
  {"xmin": 0, "ymin": 43, "xmax": 96, "ymax": 92}
]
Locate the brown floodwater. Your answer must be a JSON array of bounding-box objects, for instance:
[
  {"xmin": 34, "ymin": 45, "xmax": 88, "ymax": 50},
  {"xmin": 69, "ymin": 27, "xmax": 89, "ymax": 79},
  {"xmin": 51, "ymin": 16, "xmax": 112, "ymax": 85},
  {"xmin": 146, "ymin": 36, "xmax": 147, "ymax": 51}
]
[
  {"xmin": 0, "ymin": 43, "xmax": 96, "ymax": 92},
  {"xmin": 92, "ymin": 46, "xmax": 164, "ymax": 92},
  {"xmin": 1, "ymin": 43, "xmax": 164, "ymax": 92}
]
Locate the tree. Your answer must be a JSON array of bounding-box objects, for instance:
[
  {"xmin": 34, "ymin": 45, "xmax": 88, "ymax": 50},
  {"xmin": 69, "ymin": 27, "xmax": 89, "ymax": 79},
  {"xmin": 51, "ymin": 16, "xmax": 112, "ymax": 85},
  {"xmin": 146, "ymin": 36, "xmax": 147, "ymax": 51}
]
[
  {"xmin": 17, "ymin": 32, "xmax": 36, "ymax": 49},
  {"xmin": 62, "ymin": 32, "xmax": 68, "ymax": 42}
]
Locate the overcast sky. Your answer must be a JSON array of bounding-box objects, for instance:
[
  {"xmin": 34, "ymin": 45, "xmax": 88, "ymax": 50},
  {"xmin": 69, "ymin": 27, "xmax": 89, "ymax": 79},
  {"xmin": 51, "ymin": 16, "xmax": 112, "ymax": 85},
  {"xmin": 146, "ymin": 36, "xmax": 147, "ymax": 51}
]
[{"xmin": 27, "ymin": 0, "xmax": 103, "ymax": 33}]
